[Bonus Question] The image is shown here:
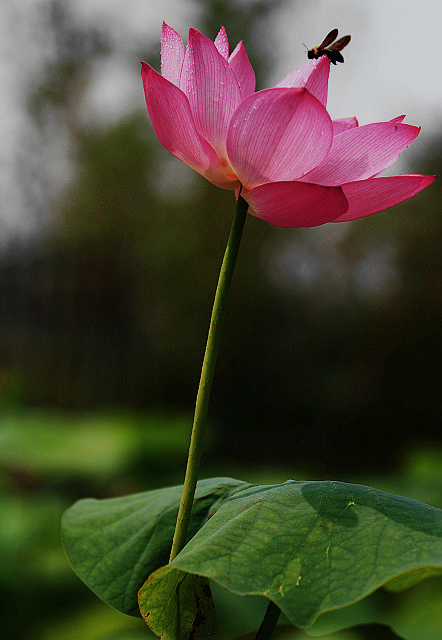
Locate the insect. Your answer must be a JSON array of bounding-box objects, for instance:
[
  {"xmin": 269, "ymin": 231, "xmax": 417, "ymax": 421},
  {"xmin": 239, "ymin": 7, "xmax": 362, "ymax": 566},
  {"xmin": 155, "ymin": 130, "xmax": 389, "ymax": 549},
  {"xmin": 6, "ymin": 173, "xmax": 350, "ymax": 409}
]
[{"xmin": 307, "ymin": 29, "xmax": 351, "ymax": 65}]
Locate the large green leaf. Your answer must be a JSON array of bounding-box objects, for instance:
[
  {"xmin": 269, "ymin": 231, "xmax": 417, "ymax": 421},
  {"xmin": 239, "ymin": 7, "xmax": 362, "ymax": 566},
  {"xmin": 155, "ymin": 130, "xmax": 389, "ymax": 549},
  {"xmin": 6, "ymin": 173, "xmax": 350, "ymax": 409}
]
[
  {"xmin": 171, "ymin": 480, "xmax": 442, "ymax": 629},
  {"xmin": 61, "ymin": 477, "xmax": 251, "ymax": 616},
  {"xmin": 138, "ymin": 565, "xmax": 218, "ymax": 640}
]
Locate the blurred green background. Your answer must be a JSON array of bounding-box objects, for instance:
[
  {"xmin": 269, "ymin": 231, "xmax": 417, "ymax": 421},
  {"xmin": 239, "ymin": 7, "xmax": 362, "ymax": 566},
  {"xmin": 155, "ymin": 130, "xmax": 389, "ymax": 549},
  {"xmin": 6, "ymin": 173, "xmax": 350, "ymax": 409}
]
[{"xmin": 1, "ymin": 0, "xmax": 441, "ymax": 639}]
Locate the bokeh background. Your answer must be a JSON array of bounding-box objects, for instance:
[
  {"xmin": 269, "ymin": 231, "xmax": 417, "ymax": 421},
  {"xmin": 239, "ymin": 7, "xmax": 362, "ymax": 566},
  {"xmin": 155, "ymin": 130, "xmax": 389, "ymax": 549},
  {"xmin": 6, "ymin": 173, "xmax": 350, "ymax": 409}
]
[{"xmin": 1, "ymin": 0, "xmax": 441, "ymax": 639}]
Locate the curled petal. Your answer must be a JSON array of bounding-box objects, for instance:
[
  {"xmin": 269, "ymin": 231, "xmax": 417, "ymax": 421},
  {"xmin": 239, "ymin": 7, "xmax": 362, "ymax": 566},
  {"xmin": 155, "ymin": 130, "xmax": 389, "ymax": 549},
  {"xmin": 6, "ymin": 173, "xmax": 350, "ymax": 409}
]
[
  {"xmin": 229, "ymin": 41, "xmax": 256, "ymax": 98},
  {"xmin": 243, "ymin": 181, "xmax": 349, "ymax": 228},
  {"xmin": 302, "ymin": 121, "xmax": 421, "ymax": 186},
  {"xmin": 141, "ymin": 62, "xmax": 238, "ymax": 189},
  {"xmin": 334, "ymin": 174, "xmax": 437, "ymax": 222},
  {"xmin": 275, "ymin": 56, "xmax": 330, "ymax": 107},
  {"xmin": 160, "ymin": 22, "xmax": 185, "ymax": 86},
  {"xmin": 388, "ymin": 115, "xmax": 406, "ymax": 124},
  {"xmin": 227, "ymin": 87, "xmax": 333, "ymax": 189},
  {"xmin": 332, "ymin": 117, "xmax": 358, "ymax": 136},
  {"xmin": 214, "ymin": 26, "xmax": 229, "ymax": 59},
  {"xmin": 180, "ymin": 29, "xmax": 242, "ymax": 161}
]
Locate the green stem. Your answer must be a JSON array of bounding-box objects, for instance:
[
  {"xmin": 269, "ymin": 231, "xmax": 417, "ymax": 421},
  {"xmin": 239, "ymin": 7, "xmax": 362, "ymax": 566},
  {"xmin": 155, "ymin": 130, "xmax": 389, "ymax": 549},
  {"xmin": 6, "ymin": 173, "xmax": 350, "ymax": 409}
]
[
  {"xmin": 254, "ymin": 602, "xmax": 281, "ymax": 640},
  {"xmin": 169, "ymin": 193, "xmax": 249, "ymax": 562}
]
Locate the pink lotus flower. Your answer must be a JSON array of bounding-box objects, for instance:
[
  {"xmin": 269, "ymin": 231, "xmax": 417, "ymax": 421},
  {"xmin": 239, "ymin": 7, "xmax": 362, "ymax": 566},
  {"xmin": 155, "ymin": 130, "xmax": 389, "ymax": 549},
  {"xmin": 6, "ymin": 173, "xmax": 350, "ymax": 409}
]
[{"xmin": 141, "ymin": 24, "xmax": 435, "ymax": 228}]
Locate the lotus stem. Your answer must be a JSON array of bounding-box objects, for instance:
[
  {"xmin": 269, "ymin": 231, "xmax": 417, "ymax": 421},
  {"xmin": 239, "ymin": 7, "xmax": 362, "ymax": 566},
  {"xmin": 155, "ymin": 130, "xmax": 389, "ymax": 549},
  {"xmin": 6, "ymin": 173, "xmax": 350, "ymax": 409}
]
[
  {"xmin": 169, "ymin": 192, "xmax": 249, "ymax": 562},
  {"xmin": 254, "ymin": 601, "xmax": 281, "ymax": 640}
]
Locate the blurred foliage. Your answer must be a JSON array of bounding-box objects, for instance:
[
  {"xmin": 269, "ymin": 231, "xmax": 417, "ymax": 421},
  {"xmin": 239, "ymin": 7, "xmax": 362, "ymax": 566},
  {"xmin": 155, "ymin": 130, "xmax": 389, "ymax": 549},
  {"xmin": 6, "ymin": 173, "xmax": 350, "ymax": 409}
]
[
  {"xmin": 0, "ymin": 410, "xmax": 192, "ymax": 489},
  {"xmin": 0, "ymin": 0, "xmax": 441, "ymax": 638}
]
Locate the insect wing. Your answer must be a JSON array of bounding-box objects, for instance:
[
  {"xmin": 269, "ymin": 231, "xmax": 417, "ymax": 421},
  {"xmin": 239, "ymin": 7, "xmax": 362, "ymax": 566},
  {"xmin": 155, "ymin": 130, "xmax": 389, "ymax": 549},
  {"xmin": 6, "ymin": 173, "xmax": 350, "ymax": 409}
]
[
  {"xmin": 328, "ymin": 35, "xmax": 351, "ymax": 52},
  {"xmin": 317, "ymin": 28, "xmax": 339, "ymax": 49}
]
